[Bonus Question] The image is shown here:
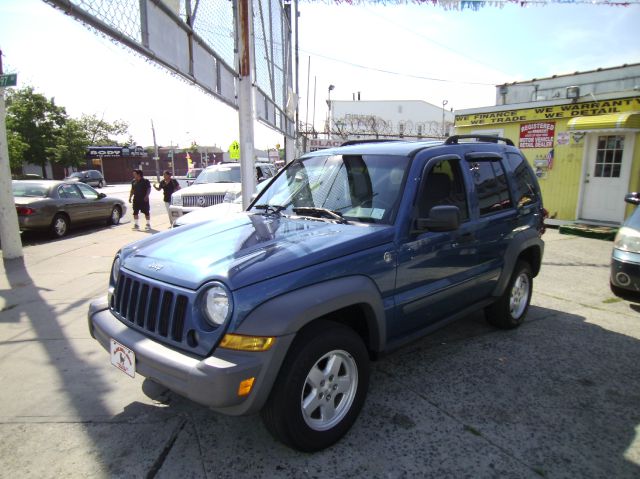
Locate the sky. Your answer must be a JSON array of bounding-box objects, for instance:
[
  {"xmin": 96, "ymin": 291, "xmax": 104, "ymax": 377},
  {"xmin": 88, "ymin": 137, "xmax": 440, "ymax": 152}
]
[{"xmin": 1, "ymin": 0, "xmax": 639, "ymax": 151}]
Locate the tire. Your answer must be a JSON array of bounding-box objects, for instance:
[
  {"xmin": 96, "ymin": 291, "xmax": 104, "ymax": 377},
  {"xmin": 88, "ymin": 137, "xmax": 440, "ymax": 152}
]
[
  {"xmin": 108, "ymin": 206, "xmax": 122, "ymax": 225},
  {"xmin": 98, "ymin": 180, "xmax": 104, "ymax": 188},
  {"xmin": 50, "ymin": 214, "xmax": 70, "ymax": 238},
  {"xmin": 486, "ymin": 260, "xmax": 533, "ymax": 329},
  {"xmin": 261, "ymin": 320, "xmax": 370, "ymax": 452}
]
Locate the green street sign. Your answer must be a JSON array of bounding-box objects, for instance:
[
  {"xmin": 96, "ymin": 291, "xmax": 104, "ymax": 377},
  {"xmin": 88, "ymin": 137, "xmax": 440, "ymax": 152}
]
[
  {"xmin": 0, "ymin": 74, "xmax": 17, "ymax": 88},
  {"xmin": 229, "ymin": 140, "xmax": 240, "ymax": 160}
]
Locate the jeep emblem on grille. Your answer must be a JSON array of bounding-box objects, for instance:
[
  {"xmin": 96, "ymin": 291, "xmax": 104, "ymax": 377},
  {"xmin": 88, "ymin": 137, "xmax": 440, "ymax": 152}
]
[
  {"xmin": 148, "ymin": 262, "xmax": 164, "ymax": 271},
  {"xmin": 197, "ymin": 196, "xmax": 206, "ymax": 206}
]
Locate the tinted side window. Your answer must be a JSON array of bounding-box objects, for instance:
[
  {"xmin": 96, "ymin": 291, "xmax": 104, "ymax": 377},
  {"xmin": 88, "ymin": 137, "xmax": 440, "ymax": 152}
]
[
  {"xmin": 506, "ymin": 153, "xmax": 539, "ymax": 207},
  {"xmin": 470, "ymin": 160, "xmax": 512, "ymax": 216}
]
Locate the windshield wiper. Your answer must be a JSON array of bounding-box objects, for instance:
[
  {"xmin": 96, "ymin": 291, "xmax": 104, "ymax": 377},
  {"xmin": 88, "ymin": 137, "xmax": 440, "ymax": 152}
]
[
  {"xmin": 292, "ymin": 207, "xmax": 349, "ymax": 224},
  {"xmin": 253, "ymin": 204, "xmax": 287, "ymax": 216}
]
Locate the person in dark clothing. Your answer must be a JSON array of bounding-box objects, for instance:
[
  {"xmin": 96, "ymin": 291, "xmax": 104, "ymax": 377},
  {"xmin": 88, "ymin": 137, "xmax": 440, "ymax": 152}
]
[
  {"xmin": 154, "ymin": 170, "xmax": 181, "ymax": 225},
  {"xmin": 129, "ymin": 169, "xmax": 152, "ymax": 230}
]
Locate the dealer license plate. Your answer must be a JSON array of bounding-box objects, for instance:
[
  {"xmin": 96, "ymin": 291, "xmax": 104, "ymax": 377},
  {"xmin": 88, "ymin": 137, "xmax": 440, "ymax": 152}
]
[{"xmin": 110, "ymin": 338, "xmax": 136, "ymax": 378}]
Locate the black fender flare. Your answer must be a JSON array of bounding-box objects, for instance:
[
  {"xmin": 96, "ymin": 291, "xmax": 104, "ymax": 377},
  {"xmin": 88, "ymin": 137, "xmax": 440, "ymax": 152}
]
[
  {"xmin": 493, "ymin": 230, "xmax": 544, "ymax": 297},
  {"xmin": 235, "ymin": 275, "xmax": 387, "ymax": 353}
]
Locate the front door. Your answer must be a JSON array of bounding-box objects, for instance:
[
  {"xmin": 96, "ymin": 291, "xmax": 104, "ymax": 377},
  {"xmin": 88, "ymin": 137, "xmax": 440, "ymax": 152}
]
[{"xmin": 580, "ymin": 133, "xmax": 634, "ymax": 223}]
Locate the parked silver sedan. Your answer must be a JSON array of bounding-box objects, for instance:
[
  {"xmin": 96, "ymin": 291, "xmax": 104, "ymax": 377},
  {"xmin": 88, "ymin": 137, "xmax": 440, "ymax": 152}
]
[{"xmin": 13, "ymin": 180, "xmax": 127, "ymax": 238}]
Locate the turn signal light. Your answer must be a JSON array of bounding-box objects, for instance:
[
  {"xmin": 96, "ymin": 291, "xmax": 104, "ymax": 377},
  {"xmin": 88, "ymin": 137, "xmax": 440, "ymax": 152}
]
[
  {"xmin": 238, "ymin": 377, "xmax": 255, "ymax": 397},
  {"xmin": 219, "ymin": 334, "xmax": 275, "ymax": 351},
  {"xmin": 16, "ymin": 206, "xmax": 36, "ymax": 216}
]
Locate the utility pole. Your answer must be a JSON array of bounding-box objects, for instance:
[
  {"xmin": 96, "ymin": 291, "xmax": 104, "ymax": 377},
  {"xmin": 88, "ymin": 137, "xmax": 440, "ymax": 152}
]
[
  {"xmin": 236, "ymin": 0, "xmax": 256, "ymax": 209},
  {"xmin": 150, "ymin": 119, "xmax": 160, "ymax": 182},
  {"xmin": 169, "ymin": 140, "xmax": 175, "ymax": 176},
  {"xmin": 0, "ymin": 49, "xmax": 23, "ymax": 259}
]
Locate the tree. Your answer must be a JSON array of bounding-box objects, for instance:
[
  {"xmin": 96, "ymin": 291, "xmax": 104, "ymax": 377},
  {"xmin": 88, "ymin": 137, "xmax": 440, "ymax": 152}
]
[
  {"xmin": 78, "ymin": 114, "xmax": 130, "ymax": 146},
  {"xmin": 48, "ymin": 118, "xmax": 89, "ymax": 168},
  {"xmin": 6, "ymin": 86, "xmax": 67, "ymax": 178}
]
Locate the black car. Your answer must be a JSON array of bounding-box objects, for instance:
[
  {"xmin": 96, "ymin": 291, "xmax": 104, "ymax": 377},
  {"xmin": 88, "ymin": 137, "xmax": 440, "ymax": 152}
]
[
  {"xmin": 65, "ymin": 170, "xmax": 106, "ymax": 188},
  {"xmin": 610, "ymin": 192, "xmax": 640, "ymax": 299}
]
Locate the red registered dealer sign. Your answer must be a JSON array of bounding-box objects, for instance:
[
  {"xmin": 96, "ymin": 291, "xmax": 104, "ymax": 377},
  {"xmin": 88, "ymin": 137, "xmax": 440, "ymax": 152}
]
[{"xmin": 519, "ymin": 121, "xmax": 555, "ymax": 149}]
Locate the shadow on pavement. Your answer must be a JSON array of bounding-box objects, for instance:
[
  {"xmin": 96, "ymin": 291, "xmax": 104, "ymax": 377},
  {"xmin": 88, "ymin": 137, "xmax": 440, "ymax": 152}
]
[
  {"xmin": 0, "ymin": 257, "xmax": 182, "ymax": 478},
  {"xmin": 82, "ymin": 305, "xmax": 640, "ymax": 478}
]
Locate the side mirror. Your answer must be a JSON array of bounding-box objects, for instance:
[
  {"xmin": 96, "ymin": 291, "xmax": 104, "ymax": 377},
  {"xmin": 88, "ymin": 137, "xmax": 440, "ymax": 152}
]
[
  {"xmin": 624, "ymin": 192, "xmax": 640, "ymax": 205},
  {"xmin": 98, "ymin": 193, "xmax": 106, "ymax": 199},
  {"xmin": 413, "ymin": 205, "xmax": 460, "ymax": 233}
]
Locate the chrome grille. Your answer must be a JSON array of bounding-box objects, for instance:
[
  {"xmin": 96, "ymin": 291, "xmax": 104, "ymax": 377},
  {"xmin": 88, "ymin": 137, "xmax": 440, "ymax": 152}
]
[
  {"xmin": 183, "ymin": 194, "xmax": 226, "ymax": 207},
  {"xmin": 111, "ymin": 273, "xmax": 188, "ymax": 343}
]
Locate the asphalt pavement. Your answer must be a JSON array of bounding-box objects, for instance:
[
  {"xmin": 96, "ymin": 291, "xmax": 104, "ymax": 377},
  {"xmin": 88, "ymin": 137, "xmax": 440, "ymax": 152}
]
[{"xmin": 0, "ymin": 206, "xmax": 639, "ymax": 478}]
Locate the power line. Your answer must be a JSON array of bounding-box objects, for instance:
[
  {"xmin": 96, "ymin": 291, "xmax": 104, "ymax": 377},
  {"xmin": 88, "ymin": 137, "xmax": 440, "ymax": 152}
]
[{"xmin": 299, "ymin": 48, "xmax": 500, "ymax": 86}]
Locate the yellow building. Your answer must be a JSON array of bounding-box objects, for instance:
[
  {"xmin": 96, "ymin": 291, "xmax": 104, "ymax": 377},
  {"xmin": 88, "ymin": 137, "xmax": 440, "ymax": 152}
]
[{"xmin": 455, "ymin": 65, "xmax": 640, "ymax": 226}]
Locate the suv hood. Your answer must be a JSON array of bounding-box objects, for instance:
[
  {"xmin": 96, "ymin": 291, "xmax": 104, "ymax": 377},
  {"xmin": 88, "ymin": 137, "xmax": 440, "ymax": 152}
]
[
  {"xmin": 178, "ymin": 183, "xmax": 241, "ymax": 195},
  {"xmin": 121, "ymin": 212, "xmax": 392, "ymax": 290}
]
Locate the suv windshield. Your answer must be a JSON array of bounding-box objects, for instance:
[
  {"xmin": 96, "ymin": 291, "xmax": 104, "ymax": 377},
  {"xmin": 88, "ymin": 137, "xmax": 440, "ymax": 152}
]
[
  {"xmin": 195, "ymin": 166, "xmax": 241, "ymax": 184},
  {"xmin": 68, "ymin": 172, "xmax": 83, "ymax": 178},
  {"xmin": 252, "ymin": 154, "xmax": 409, "ymax": 224}
]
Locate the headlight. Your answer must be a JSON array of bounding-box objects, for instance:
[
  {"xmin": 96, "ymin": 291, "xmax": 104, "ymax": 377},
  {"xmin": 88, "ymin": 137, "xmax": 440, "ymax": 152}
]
[
  {"xmin": 614, "ymin": 226, "xmax": 640, "ymax": 253},
  {"xmin": 111, "ymin": 256, "xmax": 121, "ymax": 285},
  {"xmin": 202, "ymin": 284, "xmax": 232, "ymax": 326},
  {"xmin": 223, "ymin": 191, "xmax": 240, "ymax": 203},
  {"xmin": 171, "ymin": 194, "xmax": 183, "ymax": 206}
]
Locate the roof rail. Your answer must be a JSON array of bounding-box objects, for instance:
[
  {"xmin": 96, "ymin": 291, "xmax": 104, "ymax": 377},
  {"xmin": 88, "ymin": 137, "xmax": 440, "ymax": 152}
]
[
  {"xmin": 444, "ymin": 135, "xmax": 514, "ymax": 146},
  {"xmin": 340, "ymin": 139, "xmax": 403, "ymax": 147}
]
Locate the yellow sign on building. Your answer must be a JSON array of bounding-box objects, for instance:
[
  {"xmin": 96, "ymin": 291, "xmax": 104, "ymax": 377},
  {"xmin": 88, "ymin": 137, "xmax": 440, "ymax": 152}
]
[{"xmin": 455, "ymin": 97, "xmax": 640, "ymax": 127}]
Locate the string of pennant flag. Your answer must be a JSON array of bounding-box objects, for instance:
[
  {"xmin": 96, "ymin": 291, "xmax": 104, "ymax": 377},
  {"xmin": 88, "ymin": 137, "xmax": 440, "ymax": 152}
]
[{"xmin": 299, "ymin": 0, "xmax": 639, "ymax": 8}]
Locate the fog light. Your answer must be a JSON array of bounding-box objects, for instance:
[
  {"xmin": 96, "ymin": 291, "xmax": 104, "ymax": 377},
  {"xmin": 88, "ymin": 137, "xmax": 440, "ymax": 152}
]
[
  {"xmin": 238, "ymin": 377, "xmax": 255, "ymax": 397},
  {"xmin": 219, "ymin": 334, "xmax": 275, "ymax": 351},
  {"xmin": 616, "ymin": 272, "xmax": 631, "ymax": 286}
]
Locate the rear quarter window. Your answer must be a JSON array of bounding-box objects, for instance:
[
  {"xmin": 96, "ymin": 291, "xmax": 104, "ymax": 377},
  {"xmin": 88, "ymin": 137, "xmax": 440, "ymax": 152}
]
[
  {"xmin": 506, "ymin": 152, "xmax": 540, "ymax": 208},
  {"xmin": 470, "ymin": 159, "xmax": 513, "ymax": 216}
]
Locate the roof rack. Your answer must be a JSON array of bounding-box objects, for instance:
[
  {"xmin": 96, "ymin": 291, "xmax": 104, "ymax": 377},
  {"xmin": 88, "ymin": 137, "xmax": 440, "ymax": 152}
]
[
  {"xmin": 444, "ymin": 135, "xmax": 514, "ymax": 146},
  {"xmin": 340, "ymin": 139, "xmax": 404, "ymax": 147}
]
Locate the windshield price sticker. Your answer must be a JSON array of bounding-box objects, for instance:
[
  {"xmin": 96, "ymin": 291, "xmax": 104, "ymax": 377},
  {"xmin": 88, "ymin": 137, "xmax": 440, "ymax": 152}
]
[{"xmin": 110, "ymin": 339, "xmax": 136, "ymax": 378}]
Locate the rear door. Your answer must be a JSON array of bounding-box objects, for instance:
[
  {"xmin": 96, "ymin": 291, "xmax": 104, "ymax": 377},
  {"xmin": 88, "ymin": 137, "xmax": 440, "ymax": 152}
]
[
  {"xmin": 57, "ymin": 184, "xmax": 87, "ymax": 223},
  {"xmin": 464, "ymin": 152, "xmax": 516, "ymax": 297}
]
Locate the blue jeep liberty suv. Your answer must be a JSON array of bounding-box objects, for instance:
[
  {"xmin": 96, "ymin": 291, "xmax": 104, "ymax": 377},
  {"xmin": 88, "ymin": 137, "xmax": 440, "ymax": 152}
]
[{"xmin": 88, "ymin": 135, "xmax": 545, "ymax": 451}]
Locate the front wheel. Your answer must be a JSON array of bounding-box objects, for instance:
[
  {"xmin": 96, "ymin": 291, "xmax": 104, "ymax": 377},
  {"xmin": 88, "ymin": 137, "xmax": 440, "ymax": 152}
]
[
  {"xmin": 486, "ymin": 260, "xmax": 533, "ymax": 329},
  {"xmin": 261, "ymin": 320, "xmax": 370, "ymax": 452}
]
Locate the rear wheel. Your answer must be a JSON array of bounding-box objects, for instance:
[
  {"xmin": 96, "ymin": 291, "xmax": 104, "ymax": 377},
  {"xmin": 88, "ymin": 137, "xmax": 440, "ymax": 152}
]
[
  {"xmin": 261, "ymin": 320, "xmax": 370, "ymax": 452},
  {"xmin": 97, "ymin": 180, "xmax": 104, "ymax": 188},
  {"xmin": 486, "ymin": 260, "xmax": 532, "ymax": 329},
  {"xmin": 50, "ymin": 214, "xmax": 69, "ymax": 238},
  {"xmin": 108, "ymin": 205, "xmax": 122, "ymax": 225}
]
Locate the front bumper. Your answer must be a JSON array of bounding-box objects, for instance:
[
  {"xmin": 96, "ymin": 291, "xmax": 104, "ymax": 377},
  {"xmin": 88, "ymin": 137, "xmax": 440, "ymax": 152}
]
[
  {"xmin": 88, "ymin": 298, "xmax": 294, "ymax": 415},
  {"xmin": 611, "ymin": 248, "xmax": 640, "ymax": 294}
]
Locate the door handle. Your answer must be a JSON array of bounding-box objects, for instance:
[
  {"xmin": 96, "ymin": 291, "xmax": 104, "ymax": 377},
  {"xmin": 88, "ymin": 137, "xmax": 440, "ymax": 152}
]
[{"xmin": 452, "ymin": 233, "xmax": 474, "ymax": 248}]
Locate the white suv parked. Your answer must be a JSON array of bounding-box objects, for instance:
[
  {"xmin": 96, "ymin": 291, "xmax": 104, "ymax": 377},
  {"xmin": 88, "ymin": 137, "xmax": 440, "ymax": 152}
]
[{"xmin": 169, "ymin": 162, "xmax": 276, "ymax": 221}]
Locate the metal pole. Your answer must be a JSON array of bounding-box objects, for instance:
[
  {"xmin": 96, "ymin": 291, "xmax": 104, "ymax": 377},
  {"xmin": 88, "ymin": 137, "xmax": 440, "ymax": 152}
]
[
  {"xmin": 237, "ymin": 0, "xmax": 256, "ymax": 209},
  {"xmin": 0, "ymin": 50, "xmax": 23, "ymax": 259},
  {"xmin": 170, "ymin": 141, "xmax": 175, "ymax": 176},
  {"xmin": 151, "ymin": 119, "xmax": 160, "ymax": 181}
]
